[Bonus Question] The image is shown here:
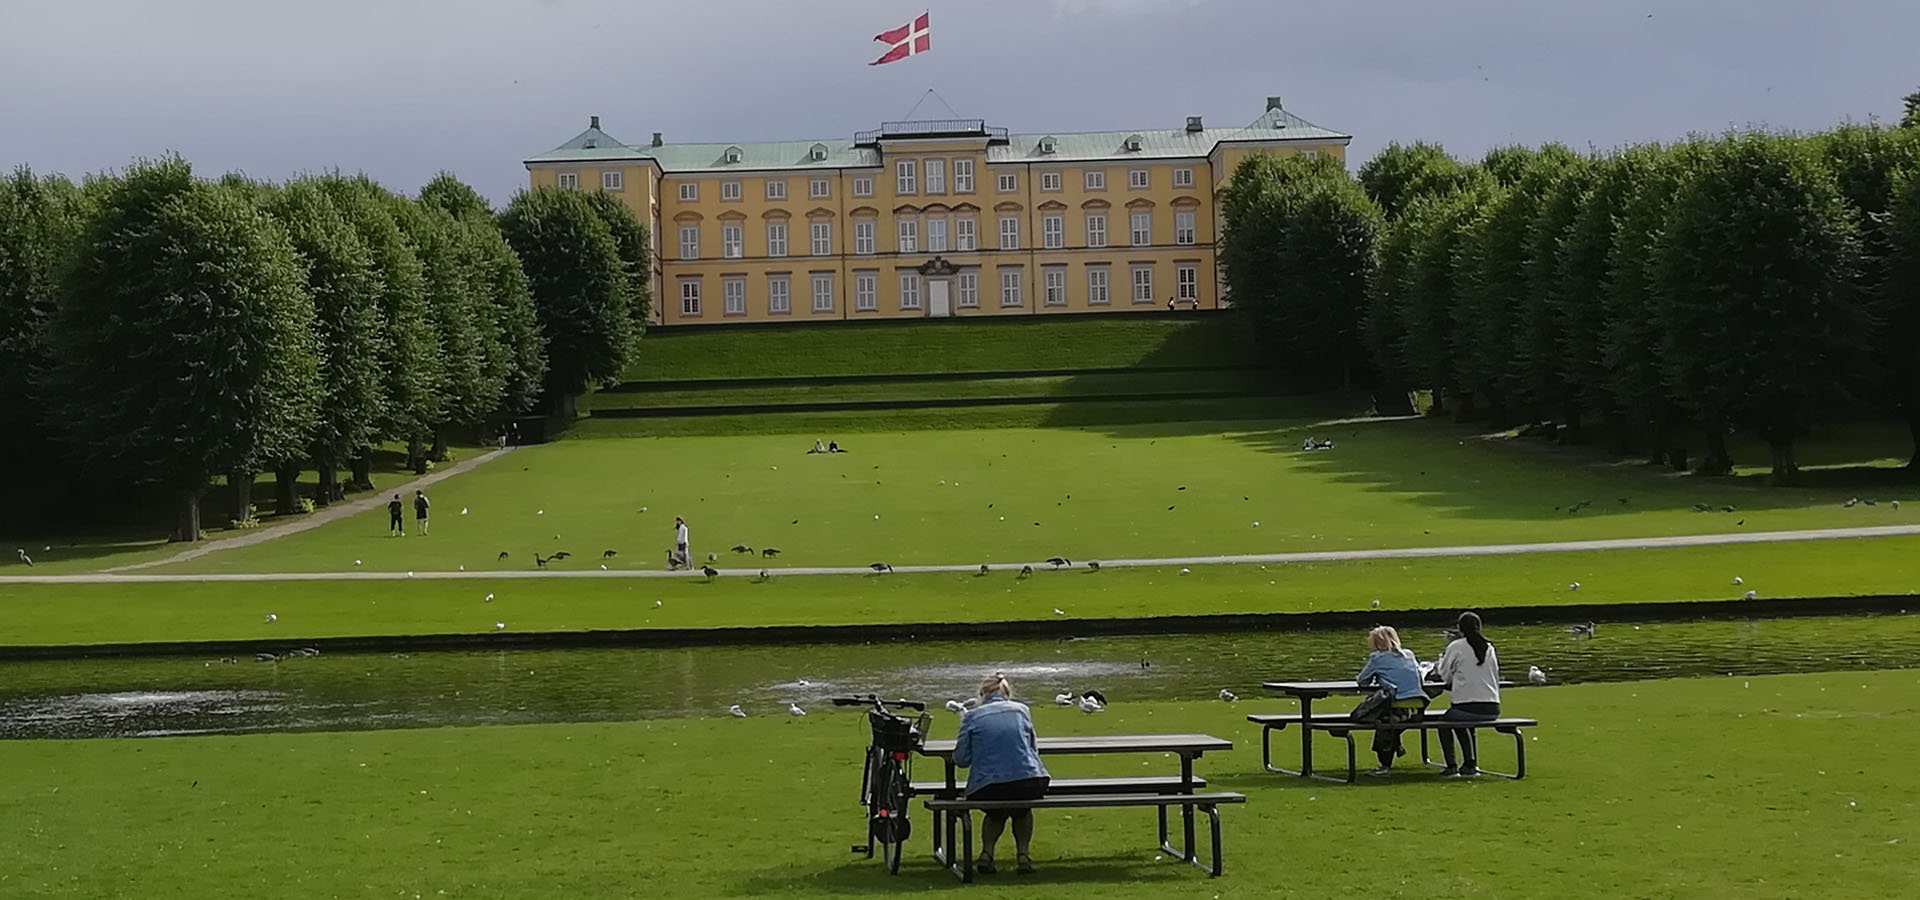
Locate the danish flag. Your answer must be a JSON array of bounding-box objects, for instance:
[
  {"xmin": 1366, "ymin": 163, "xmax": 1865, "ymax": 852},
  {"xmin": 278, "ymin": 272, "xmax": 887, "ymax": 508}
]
[{"xmin": 870, "ymin": 13, "xmax": 930, "ymax": 65}]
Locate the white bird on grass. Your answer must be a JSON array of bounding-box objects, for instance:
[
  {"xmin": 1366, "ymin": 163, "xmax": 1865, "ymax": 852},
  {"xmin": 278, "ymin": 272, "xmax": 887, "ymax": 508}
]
[
  {"xmin": 15, "ymin": 549, "xmax": 31, "ymax": 567},
  {"xmin": 537, "ymin": 510, "xmax": 545, "ymax": 516},
  {"xmin": 1179, "ymin": 567, "xmax": 1191, "ymax": 576},
  {"xmin": 1744, "ymin": 590, "xmax": 1758, "ymax": 601},
  {"xmin": 460, "ymin": 507, "xmax": 469, "ymax": 516},
  {"xmin": 787, "ymin": 702, "xmax": 806, "ymax": 717},
  {"xmin": 728, "ymin": 705, "xmax": 747, "ymax": 718},
  {"xmin": 1733, "ymin": 576, "xmax": 1744, "ymax": 585},
  {"xmin": 494, "ymin": 622, "xmax": 506, "ymax": 631},
  {"xmin": 485, "ymin": 593, "xmax": 495, "ymax": 603},
  {"xmin": 654, "ymin": 600, "xmax": 663, "ymax": 608},
  {"xmin": 1528, "ymin": 666, "xmax": 1548, "ymax": 685},
  {"xmin": 944, "ymin": 699, "xmax": 968, "ymax": 714},
  {"xmin": 1371, "ymin": 599, "xmax": 1381, "ymax": 609},
  {"xmin": 1076, "ymin": 690, "xmax": 1107, "ymax": 714},
  {"xmin": 1218, "ymin": 689, "xmax": 1238, "ymax": 703},
  {"xmin": 1054, "ymin": 692, "xmax": 1074, "ymax": 707},
  {"xmin": 1052, "ymin": 608, "xmax": 1066, "ymax": 616},
  {"xmin": 1568, "ymin": 582, "xmax": 1581, "ymax": 591},
  {"xmin": 264, "ymin": 614, "xmax": 277, "ymax": 624},
  {"xmin": 353, "ymin": 560, "xmax": 362, "ymax": 567}
]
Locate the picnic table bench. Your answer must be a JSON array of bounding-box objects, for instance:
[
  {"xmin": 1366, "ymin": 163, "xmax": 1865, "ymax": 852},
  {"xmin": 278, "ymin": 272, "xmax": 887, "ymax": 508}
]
[
  {"xmin": 1256, "ymin": 680, "xmax": 1531, "ymax": 783},
  {"xmin": 918, "ymin": 733, "xmax": 1240, "ymax": 882}
]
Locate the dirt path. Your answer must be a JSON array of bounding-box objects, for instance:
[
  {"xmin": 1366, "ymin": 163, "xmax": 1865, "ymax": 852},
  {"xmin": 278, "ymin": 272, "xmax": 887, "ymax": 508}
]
[
  {"xmin": 97, "ymin": 448, "xmax": 517, "ymax": 574},
  {"xmin": 9, "ymin": 520, "xmax": 1912, "ymax": 584}
]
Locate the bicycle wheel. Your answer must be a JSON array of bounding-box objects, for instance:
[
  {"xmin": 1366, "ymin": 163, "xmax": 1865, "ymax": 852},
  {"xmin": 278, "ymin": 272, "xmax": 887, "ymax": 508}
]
[{"xmin": 879, "ymin": 764, "xmax": 913, "ymax": 874}]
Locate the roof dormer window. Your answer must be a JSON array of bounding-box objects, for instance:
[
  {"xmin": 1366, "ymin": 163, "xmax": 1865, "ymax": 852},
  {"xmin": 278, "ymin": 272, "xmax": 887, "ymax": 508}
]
[
  {"xmin": 809, "ymin": 143, "xmax": 828, "ymax": 161},
  {"xmin": 1123, "ymin": 134, "xmax": 1142, "ymax": 152},
  {"xmin": 724, "ymin": 146, "xmax": 743, "ymax": 164},
  {"xmin": 1038, "ymin": 136, "xmax": 1057, "ymax": 155}
]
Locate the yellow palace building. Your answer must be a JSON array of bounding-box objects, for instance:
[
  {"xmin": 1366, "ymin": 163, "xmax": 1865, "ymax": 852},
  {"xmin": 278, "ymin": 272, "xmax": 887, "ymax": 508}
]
[{"xmin": 523, "ymin": 98, "xmax": 1350, "ymax": 326}]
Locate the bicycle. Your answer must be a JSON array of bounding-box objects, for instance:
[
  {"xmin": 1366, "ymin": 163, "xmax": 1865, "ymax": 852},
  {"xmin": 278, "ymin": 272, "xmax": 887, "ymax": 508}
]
[{"xmin": 831, "ymin": 693, "xmax": 931, "ymax": 874}]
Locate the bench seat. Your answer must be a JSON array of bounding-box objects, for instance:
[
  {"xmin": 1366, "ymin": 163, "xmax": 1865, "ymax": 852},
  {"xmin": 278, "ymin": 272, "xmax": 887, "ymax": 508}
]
[
  {"xmin": 923, "ymin": 792, "xmax": 1246, "ymax": 882},
  {"xmin": 1249, "ymin": 713, "xmax": 1539, "ymax": 782},
  {"xmin": 909, "ymin": 775, "xmax": 1206, "ymax": 797}
]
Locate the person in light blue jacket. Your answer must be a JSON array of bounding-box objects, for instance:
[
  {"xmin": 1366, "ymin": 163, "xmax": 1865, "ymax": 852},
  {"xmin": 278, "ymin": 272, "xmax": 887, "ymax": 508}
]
[
  {"xmin": 954, "ymin": 673, "xmax": 1050, "ymax": 874},
  {"xmin": 1357, "ymin": 625, "xmax": 1430, "ymax": 777}
]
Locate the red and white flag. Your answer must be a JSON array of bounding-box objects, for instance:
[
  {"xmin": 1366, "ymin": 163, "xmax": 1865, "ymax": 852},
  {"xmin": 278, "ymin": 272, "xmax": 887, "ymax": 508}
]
[{"xmin": 870, "ymin": 12, "xmax": 930, "ymax": 65}]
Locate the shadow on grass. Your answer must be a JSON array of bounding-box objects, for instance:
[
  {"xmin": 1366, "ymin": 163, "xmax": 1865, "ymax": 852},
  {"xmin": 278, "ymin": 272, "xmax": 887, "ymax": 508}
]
[{"xmin": 731, "ymin": 851, "xmax": 1194, "ymax": 895}]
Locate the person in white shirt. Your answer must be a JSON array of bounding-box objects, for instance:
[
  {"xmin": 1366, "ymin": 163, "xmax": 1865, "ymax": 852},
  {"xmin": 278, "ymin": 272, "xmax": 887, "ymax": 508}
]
[
  {"xmin": 673, "ymin": 516, "xmax": 691, "ymax": 570},
  {"xmin": 1431, "ymin": 611, "xmax": 1502, "ymax": 777}
]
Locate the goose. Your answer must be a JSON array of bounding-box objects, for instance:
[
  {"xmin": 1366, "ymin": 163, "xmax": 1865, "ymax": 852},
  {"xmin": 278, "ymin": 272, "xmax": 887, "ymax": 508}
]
[
  {"xmin": 551, "ymin": 551, "xmax": 571, "ymax": 560},
  {"xmin": 533, "ymin": 554, "xmax": 548, "ymax": 568},
  {"xmin": 728, "ymin": 705, "xmax": 747, "ymax": 718},
  {"xmin": 1527, "ymin": 666, "xmax": 1547, "ymax": 685},
  {"xmin": 869, "ymin": 562, "xmax": 893, "ymax": 573},
  {"xmin": 1218, "ymin": 689, "xmax": 1238, "ymax": 703},
  {"xmin": 1018, "ymin": 565, "xmax": 1033, "ymax": 578},
  {"xmin": 1046, "ymin": 557, "xmax": 1071, "ymax": 568},
  {"xmin": 701, "ymin": 565, "xmax": 719, "ymax": 580},
  {"xmin": 787, "ymin": 702, "xmax": 806, "ymax": 717},
  {"xmin": 761, "ymin": 548, "xmax": 782, "ymax": 558},
  {"xmin": 1568, "ymin": 622, "xmax": 1596, "ymax": 637},
  {"xmin": 977, "ymin": 564, "xmax": 990, "ymax": 576},
  {"xmin": 1844, "ymin": 498, "xmax": 1859, "ymax": 508},
  {"xmin": 1086, "ymin": 561, "xmax": 1101, "ymax": 571},
  {"xmin": 497, "ymin": 551, "xmax": 509, "ymax": 560},
  {"xmin": 731, "ymin": 545, "xmax": 753, "ymax": 554}
]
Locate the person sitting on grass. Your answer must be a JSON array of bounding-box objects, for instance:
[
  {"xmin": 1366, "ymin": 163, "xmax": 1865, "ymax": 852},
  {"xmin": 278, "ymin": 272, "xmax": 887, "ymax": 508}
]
[
  {"xmin": 953, "ymin": 673, "xmax": 1050, "ymax": 875},
  {"xmin": 827, "ymin": 440, "xmax": 844, "ymax": 453},
  {"xmin": 808, "ymin": 439, "xmax": 826, "ymax": 454},
  {"xmin": 1357, "ymin": 625, "xmax": 1429, "ymax": 777},
  {"xmin": 1431, "ymin": 611, "xmax": 1502, "ymax": 777}
]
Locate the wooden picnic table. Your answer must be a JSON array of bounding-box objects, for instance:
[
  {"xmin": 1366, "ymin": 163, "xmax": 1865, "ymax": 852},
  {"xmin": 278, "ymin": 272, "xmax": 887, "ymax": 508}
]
[
  {"xmin": 1260, "ymin": 679, "xmax": 1512, "ymax": 778},
  {"xmin": 918, "ymin": 733, "xmax": 1233, "ymax": 875}
]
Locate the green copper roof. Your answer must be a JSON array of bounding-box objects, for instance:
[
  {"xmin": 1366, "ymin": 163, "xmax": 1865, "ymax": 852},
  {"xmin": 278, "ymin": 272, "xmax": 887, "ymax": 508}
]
[{"xmin": 525, "ymin": 104, "xmax": 1349, "ymax": 172}]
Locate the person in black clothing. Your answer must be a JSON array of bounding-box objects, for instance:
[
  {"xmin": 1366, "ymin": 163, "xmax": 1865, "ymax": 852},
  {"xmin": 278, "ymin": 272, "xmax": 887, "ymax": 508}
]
[
  {"xmin": 414, "ymin": 490, "xmax": 431, "ymax": 535},
  {"xmin": 387, "ymin": 494, "xmax": 405, "ymax": 536}
]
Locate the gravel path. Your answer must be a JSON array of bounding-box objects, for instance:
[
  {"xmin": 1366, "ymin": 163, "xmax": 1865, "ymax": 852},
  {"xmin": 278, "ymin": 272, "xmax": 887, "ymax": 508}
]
[{"xmin": 8, "ymin": 520, "xmax": 1914, "ymax": 585}]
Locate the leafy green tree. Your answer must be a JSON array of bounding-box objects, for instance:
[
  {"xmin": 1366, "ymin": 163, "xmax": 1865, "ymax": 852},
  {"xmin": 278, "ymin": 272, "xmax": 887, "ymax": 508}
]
[
  {"xmin": 316, "ymin": 176, "xmax": 441, "ymax": 488},
  {"xmin": 393, "ymin": 200, "xmax": 507, "ymax": 463},
  {"xmin": 1361, "ymin": 215, "xmax": 1417, "ymax": 407},
  {"xmin": 0, "ymin": 168, "xmax": 88, "ymax": 475},
  {"xmin": 1517, "ymin": 156, "xmax": 1595, "ymax": 436},
  {"xmin": 1901, "ymin": 89, "xmax": 1920, "ymax": 129},
  {"xmin": 499, "ymin": 187, "xmax": 635, "ymax": 410},
  {"xmin": 1557, "ymin": 148, "xmax": 1656, "ymax": 454},
  {"xmin": 1650, "ymin": 134, "xmax": 1870, "ymax": 481},
  {"xmin": 1478, "ymin": 146, "xmax": 1542, "ymax": 187},
  {"xmin": 46, "ymin": 158, "xmax": 319, "ymax": 541},
  {"xmin": 419, "ymin": 174, "xmax": 546, "ymax": 420},
  {"xmin": 418, "ymin": 172, "xmax": 494, "ymax": 220},
  {"xmin": 1401, "ymin": 188, "xmax": 1496, "ymax": 416},
  {"xmin": 581, "ymin": 190, "xmax": 654, "ymax": 340},
  {"xmin": 1885, "ymin": 164, "xmax": 1920, "ymax": 466},
  {"xmin": 269, "ymin": 181, "xmax": 387, "ymax": 507},
  {"xmin": 1602, "ymin": 144, "xmax": 1704, "ymax": 467},
  {"xmin": 1357, "ymin": 142, "xmax": 1484, "ymax": 219}
]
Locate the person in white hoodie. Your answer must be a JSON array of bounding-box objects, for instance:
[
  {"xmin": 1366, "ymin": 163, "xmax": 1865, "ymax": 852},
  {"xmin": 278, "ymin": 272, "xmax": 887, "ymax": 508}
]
[{"xmin": 1430, "ymin": 611, "xmax": 1502, "ymax": 777}]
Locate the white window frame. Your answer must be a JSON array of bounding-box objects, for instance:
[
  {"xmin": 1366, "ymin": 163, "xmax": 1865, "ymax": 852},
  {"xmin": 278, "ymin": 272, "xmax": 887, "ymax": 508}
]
[
  {"xmin": 765, "ymin": 179, "xmax": 787, "ymax": 201},
  {"xmin": 810, "ymin": 221, "xmax": 832, "ymax": 256},
  {"xmin": 855, "ymin": 271, "xmax": 878, "ymax": 311},
  {"xmin": 896, "ymin": 160, "xmax": 917, "ymax": 195},
  {"xmin": 678, "ymin": 182, "xmax": 698, "ymax": 202},
  {"xmin": 1042, "ymin": 215, "xmax": 1064, "ymax": 250},
  {"xmin": 1087, "ymin": 265, "xmax": 1111, "ymax": 306},
  {"xmin": 854, "ymin": 220, "xmax": 876, "ymax": 256},
  {"xmin": 1084, "ymin": 170, "xmax": 1106, "ymax": 191},
  {"xmin": 1043, "ymin": 265, "xmax": 1067, "ymax": 307},
  {"xmin": 678, "ymin": 226, "xmax": 700, "ymax": 260},
  {"xmin": 1130, "ymin": 212, "xmax": 1151, "ymax": 247},
  {"xmin": 811, "ymin": 273, "xmax": 835, "ymax": 313},
  {"xmin": 998, "ymin": 216, "xmax": 1020, "ymax": 251},
  {"xmin": 1127, "ymin": 169, "xmax": 1149, "ymax": 190},
  {"xmin": 1131, "ymin": 264, "xmax": 1154, "ymax": 305},
  {"xmin": 1176, "ymin": 211, "xmax": 1197, "ymax": 246},
  {"xmin": 1085, "ymin": 214, "xmax": 1107, "ymax": 248},
  {"xmin": 1040, "ymin": 171, "xmax": 1062, "ymax": 192},
  {"xmin": 721, "ymin": 181, "xmax": 742, "ymax": 201},
  {"xmin": 853, "ymin": 176, "xmax": 874, "ymax": 197},
  {"xmin": 679, "ymin": 278, "xmax": 701, "ymax": 316},
  {"xmin": 722, "ymin": 276, "xmax": 746, "ymax": 317},
  {"xmin": 1177, "ymin": 263, "xmax": 1198, "ymax": 302},
  {"xmin": 1305, "ymin": 148, "xmax": 1320, "ymax": 160},
  {"xmin": 954, "ymin": 159, "xmax": 975, "ymax": 193},
  {"xmin": 957, "ymin": 271, "xmax": 979, "ymax": 308},
  {"xmin": 899, "ymin": 272, "xmax": 922, "ymax": 310},
  {"xmin": 926, "ymin": 217, "xmax": 948, "ymax": 253},
  {"xmin": 809, "ymin": 178, "xmax": 830, "ymax": 199},
  {"xmin": 556, "ymin": 172, "xmax": 579, "ymax": 190},
  {"xmin": 999, "ymin": 267, "xmax": 1024, "ymax": 307},
  {"xmin": 768, "ymin": 275, "xmax": 791, "ymax": 315},
  {"xmin": 996, "ymin": 172, "xmax": 1018, "ymax": 193},
  {"xmin": 1173, "ymin": 168, "xmax": 1195, "ymax": 188},
  {"xmin": 955, "ymin": 216, "xmax": 977, "ymax": 252},
  {"xmin": 925, "ymin": 159, "xmax": 946, "ymax": 194},
  {"xmin": 897, "ymin": 217, "xmax": 918, "ymax": 254},
  {"xmin": 602, "ymin": 170, "xmax": 624, "ymax": 191},
  {"xmin": 722, "ymin": 224, "xmax": 743, "ymax": 259},
  {"xmin": 766, "ymin": 221, "xmax": 788, "ymax": 258}
]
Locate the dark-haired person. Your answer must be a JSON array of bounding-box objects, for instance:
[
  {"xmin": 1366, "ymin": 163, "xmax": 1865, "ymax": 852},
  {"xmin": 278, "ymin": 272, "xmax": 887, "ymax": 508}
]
[
  {"xmin": 1432, "ymin": 611, "xmax": 1502, "ymax": 776},
  {"xmin": 414, "ymin": 490, "xmax": 431, "ymax": 535},
  {"xmin": 387, "ymin": 494, "xmax": 405, "ymax": 536}
]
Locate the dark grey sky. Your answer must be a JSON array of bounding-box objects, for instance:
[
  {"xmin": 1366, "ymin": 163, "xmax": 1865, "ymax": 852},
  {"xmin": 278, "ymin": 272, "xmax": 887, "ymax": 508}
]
[{"xmin": 3, "ymin": 0, "xmax": 1914, "ymax": 205}]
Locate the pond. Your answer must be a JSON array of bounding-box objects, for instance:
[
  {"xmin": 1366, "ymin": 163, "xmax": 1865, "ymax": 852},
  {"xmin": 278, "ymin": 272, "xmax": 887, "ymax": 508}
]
[{"xmin": 2, "ymin": 610, "xmax": 1916, "ymax": 740}]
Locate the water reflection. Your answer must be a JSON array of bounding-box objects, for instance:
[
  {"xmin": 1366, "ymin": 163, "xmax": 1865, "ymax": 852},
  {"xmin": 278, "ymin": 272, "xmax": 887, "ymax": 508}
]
[{"xmin": 2, "ymin": 611, "xmax": 1915, "ymax": 740}]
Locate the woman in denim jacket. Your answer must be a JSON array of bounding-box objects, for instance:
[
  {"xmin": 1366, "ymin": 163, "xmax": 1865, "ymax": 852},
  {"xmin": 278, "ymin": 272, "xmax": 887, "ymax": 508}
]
[{"xmin": 954, "ymin": 673, "xmax": 1050, "ymax": 874}]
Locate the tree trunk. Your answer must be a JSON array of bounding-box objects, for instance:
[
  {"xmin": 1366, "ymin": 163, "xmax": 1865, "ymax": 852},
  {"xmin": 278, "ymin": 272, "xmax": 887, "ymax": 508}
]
[
  {"xmin": 431, "ymin": 429, "xmax": 450, "ymax": 463},
  {"xmin": 1605, "ymin": 412, "xmax": 1632, "ymax": 457},
  {"xmin": 1428, "ymin": 388, "xmax": 1447, "ymax": 417},
  {"xmin": 1372, "ymin": 388, "xmax": 1415, "ymax": 417},
  {"xmin": 350, "ymin": 455, "xmax": 374, "ymax": 492},
  {"xmin": 1766, "ymin": 435, "xmax": 1801, "ymax": 485},
  {"xmin": 1561, "ymin": 408, "xmax": 1584, "ymax": 445},
  {"xmin": 316, "ymin": 461, "xmax": 341, "ymax": 507},
  {"xmin": 275, "ymin": 463, "xmax": 301, "ymax": 514},
  {"xmin": 1699, "ymin": 428, "xmax": 1734, "ymax": 476},
  {"xmin": 407, "ymin": 437, "xmax": 428, "ymax": 475},
  {"xmin": 231, "ymin": 471, "xmax": 255, "ymax": 525},
  {"xmin": 171, "ymin": 490, "xmax": 202, "ymax": 543},
  {"xmin": 1905, "ymin": 402, "xmax": 1920, "ymax": 470}
]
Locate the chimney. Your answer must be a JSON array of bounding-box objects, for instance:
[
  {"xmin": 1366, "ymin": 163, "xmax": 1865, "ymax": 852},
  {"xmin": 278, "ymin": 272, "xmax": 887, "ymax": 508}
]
[
  {"xmin": 1185, "ymin": 116, "xmax": 1204, "ymax": 133},
  {"xmin": 651, "ymin": 132, "xmax": 664, "ymax": 148},
  {"xmin": 1266, "ymin": 96, "xmax": 1283, "ymax": 111},
  {"xmin": 589, "ymin": 115, "xmax": 601, "ymax": 130}
]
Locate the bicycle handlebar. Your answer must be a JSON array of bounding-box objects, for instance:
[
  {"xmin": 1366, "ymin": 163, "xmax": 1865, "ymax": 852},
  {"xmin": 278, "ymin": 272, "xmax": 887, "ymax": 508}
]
[{"xmin": 829, "ymin": 693, "xmax": 928, "ymax": 712}]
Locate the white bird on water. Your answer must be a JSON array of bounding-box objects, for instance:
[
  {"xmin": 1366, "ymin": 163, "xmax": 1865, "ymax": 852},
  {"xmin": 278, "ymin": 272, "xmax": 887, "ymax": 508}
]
[
  {"xmin": 1528, "ymin": 666, "xmax": 1548, "ymax": 685},
  {"xmin": 728, "ymin": 704, "xmax": 747, "ymax": 718},
  {"xmin": 1218, "ymin": 689, "xmax": 1238, "ymax": 703},
  {"xmin": 787, "ymin": 702, "xmax": 806, "ymax": 717}
]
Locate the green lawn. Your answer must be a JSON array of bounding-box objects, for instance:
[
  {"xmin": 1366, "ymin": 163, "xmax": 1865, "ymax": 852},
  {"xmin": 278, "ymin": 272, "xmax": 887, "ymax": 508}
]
[
  {"xmin": 5, "ymin": 536, "xmax": 1917, "ymax": 648},
  {"xmin": 622, "ymin": 314, "xmax": 1258, "ymax": 382},
  {"xmin": 134, "ymin": 416, "xmax": 1918, "ymax": 576},
  {"xmin": 3, "ymin": 670, "xmax": 1913, "ymax": 898},
  {"xmin": 580, "ymin": 368, "xmax": 1281, "ymax": 412}
]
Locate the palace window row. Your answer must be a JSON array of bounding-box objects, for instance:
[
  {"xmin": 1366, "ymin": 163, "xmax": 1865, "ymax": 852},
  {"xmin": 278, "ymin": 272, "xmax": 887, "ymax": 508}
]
[
  {"xmin": 675, "ymin": 262, "xmax": 1198, "ymax": 317},
  {"xmin": 674, "ymin": 211, "xmax": 1196, "ymax": 260}
]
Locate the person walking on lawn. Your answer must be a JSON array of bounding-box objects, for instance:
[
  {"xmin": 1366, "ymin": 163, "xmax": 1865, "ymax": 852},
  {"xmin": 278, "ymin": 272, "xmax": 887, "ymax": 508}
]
[
  {"xmin": 414, "ymin": 490, "xmax": 431, "ymax": 535},
  {"xmin": 673, "ymin": 516, "xmax": 691, "ymax": 570},
  {"xmin": 387, "ymin": 494, "xmax": 405, "ymax": 536}
]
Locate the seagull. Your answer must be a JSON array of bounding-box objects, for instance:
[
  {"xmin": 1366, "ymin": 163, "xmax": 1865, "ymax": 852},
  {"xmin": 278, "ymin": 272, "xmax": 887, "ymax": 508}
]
[
  {"xmin": 1893, "ymin": 500, "xmax": 1902, "ymax": 510},
  {"xmin": 728, "ymin": 704, "xmax": 747, "ymax": 718},
  {"xmin": 495, "ymin": 622, "xmax": 506, "ymax": 631},
  {"xmin": 264, "ymin": 614, "xmax": 277, "ymax": 623},
  {"xmin": 353, "ymin": 559, "xmax": 362, "ymax": 567},
  {"xmin": 603, "ymin": 550, "xmax": 617, "ymax": 559},
  {"xmin": 1568, "ymin": 622, "xmax": 1596, "ymax": 637},
  {"xmin": 1844, "ymin": 498, "xmax": 1859, "ymax": 508},
  {"xmin": 1018, "ymin": 565, "xmax": 1033, "ymax": 578},
  {"xmin": 1252, "ymin": 521, "xmax": 1260, "ymax": 528},
  {"xmin": 1864, "ymin": 499, "xmax": 1878, "ymax": 507},
  {"xmin": 1219, "ymin": 689, "xmax": 1238, "ymax": 702},
  {"xmin": 1568, "ymin": 582, "xmax": 1581, "ymax": 591},
  {"xmin": 1076, "ymin": 690, "xmax": 1107, "ymax": 714},
  {"xmin": 1732, "ymin": 576, "xmax": 1744, "ymax": 585},
  {"xmin": 701, "ymin": 565, "xmax": 719, "ymax": 580},
  {"xmin": 944, "ymin": 699, "xmax": 967, "ymax": 714},
  {"xmin": 15, "ymin": 549, "xmax": 31, "ymax": 567},
  {"xmin": 1179, "ymin": 567, "xmax": 1191, "ymax": 575},
  {"xmin": 1086, "ymin": 561, "xmax": 1100, "ymax": 571},
  {"xmin": 1527, "ymin": 666, "xmax": 1548, "ymax": 685},
  {"xmin": 978, "ymin": 564, "xmax": 990, "ymax": 576},
  {"xmin": 255, "ymin": 652, "xmax": 279, "ymax": 663},
  {"xmin": 1052, "ymin": 608, "xmax": 1066, "ymax": 616},
  {"xmin": 707, "ymin": 552, "xmax": 718, "ymax": 562},
  {"xmin": 1054, "ymin": 692, "xmax": 1075, "ymax": 706},
  {"xmin": 1371, "ymin": 599, "xmax": 1381, "ymax": 609},
  {"xmin": 787, "ymin": 702, "xmax": 806, "ymax": 717},
  {"xmin": 1046, "ymin": 557, "xmax": 1071, "ymax": 568},
  {"xmin": 460, "ymin": 507, "xmax": 468, "ymax": 515},
  {"xmin": 484, "ymin": 593, "xmax": 494, "ymax": 603},
  {"xmin": 869, "ymin": 562, "xmax": 893, "ymax": 573},
  {"xmin": 1744, "ymin": 590, "xmax": 1758, "ymax": 600},
  {"xmin": 537, "ymin": 509, "xmax": 544, "ymax": 515},
  {"xmin": 600, "ymin": 564, "xmax": 607, "ymax": 570}
]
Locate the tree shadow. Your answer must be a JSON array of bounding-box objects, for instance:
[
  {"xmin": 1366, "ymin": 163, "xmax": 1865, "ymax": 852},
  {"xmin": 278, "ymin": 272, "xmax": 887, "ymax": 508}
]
[{"xmin": 729, "ymin": 851, "xmax": 1193, "ymax": 896}]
